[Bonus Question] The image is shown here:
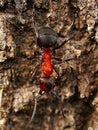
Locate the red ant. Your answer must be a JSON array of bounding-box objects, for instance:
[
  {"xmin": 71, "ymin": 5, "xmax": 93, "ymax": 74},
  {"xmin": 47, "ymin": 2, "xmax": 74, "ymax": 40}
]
[
  {"xmin": 29, "ymin": 26, "xmax": 75, "ymax": 122},
  {"xmin": 30, "ymin": 2, "xmax": 76, "ymax": 122}
]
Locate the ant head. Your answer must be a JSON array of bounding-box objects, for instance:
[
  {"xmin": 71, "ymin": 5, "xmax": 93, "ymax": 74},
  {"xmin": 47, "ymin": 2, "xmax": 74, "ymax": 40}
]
[
  {"xmin": 37, "ymin": 26, "xmax": 58, "ymax": 48},
  {"xmin": 32, "ymin": 6, "xmax": 58, "ymax": 48}
]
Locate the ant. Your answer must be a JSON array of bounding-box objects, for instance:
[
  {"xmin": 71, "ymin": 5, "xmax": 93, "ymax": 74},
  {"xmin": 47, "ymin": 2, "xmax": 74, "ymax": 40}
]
[
  {"xmin": 30, "ymin": 26, "xmax": 74, "ymax": 122},
  {"xmin": 29, "ymin": 1, "xmax": 77, "ymax": 123}
]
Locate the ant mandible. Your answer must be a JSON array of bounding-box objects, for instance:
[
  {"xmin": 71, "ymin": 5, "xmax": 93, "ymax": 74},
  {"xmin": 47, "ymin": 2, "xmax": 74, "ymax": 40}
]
[{"xmin": 30, "ymin": 3, "xmax": 75, "ymax": 123}]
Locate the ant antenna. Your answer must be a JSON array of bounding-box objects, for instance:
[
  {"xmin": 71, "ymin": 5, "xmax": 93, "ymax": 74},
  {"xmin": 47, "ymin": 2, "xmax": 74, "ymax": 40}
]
[
  {"xmin": 30, "ymin": 94, "xmax": 42, "ymax": 123},
  {"xmin": 32, "ymin": 4, "xmax": 38, "ymax": 38}
]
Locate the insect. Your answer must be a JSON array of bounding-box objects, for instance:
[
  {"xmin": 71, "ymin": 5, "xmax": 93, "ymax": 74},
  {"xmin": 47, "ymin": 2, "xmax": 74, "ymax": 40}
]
[
  {"xmin": 30, "ymin": 26, "xmax": 75, "ymax": 122},
  {"xmin": 30, "ymin": 1, "xmax": 77, "ymax": 122}
]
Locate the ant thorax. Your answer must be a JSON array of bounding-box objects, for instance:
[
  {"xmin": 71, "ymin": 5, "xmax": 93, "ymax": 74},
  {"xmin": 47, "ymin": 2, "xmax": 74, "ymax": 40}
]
[{"xmin": 41, "ymin": 48, "xmax": 53, "ymax": 77}]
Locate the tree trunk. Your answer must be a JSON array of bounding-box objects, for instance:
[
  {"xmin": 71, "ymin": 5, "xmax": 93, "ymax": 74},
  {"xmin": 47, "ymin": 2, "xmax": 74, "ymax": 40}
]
[{"xmin": 0, "ymin": 0, "xmax": 98, "ymax": 130}]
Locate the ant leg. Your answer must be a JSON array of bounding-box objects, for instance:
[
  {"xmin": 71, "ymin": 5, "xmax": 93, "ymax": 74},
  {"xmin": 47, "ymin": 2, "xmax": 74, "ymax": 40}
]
[
  {"xmin": 29, "ymin": 94, "xmax": 42, "ymax": 123},
  {"xmin": 53, "ymin": 56, "xmax": 75, "ymax": 78},
  {"xmin": 52, "ymin": 17, "xmax": 75, "ymax": 51},
  {"xmin": 52, "ymin": 23, "xmax": 75, "ymax": 51},
  {"xmin": 32, "ymin": 19, "xmax": 38, "ymax": 38},
  {"xmin": 24, "ymin": 55, "xmax": 41, "ymax": 60},
  {"xmin": 51, "ymin": 91, "xmax": 65, "ymax": 119},
  {"xmin": 53, "ymin": 37, "xmax": 71, "ymax": 50},
  {"xmin": 31, "ymin": 64, "xmax": 41, "ymax": 81},
  {"xmin": 52, "ymin": 57, "xmax": 62, "ymax": 62},
  {"xmin": 53, "ymin": 1, "xmax": 78, "ymax": 51},
  {"xmin": 52, "ymin": 57, "xmax": 76, "ymax": 78},
  {"xmin": 53, "ymin": 65, "xmax": 60, "ymax": 78},
  {"xmin": 53, "ymin": 57, "xmax": 76, "ymax": 64}
]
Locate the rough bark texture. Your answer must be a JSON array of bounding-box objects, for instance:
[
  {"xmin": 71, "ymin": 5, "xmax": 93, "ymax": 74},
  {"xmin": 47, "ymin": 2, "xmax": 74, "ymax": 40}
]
[{"xmin": 0, "ymin": 0, "xmax": 98, "ymax": 130}]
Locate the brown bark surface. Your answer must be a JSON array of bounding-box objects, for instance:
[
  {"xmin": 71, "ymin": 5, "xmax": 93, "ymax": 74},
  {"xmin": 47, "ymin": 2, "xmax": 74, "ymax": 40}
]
[{"xmin": 0, "ymin": 0, "xmax": 98, "ymax": 130}]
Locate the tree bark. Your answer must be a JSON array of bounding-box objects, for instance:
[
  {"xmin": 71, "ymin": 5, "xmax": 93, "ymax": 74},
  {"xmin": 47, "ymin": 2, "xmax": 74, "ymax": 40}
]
[{"xmin": 0, "ymin": 0, "xmax": 98, "ymax": 130}]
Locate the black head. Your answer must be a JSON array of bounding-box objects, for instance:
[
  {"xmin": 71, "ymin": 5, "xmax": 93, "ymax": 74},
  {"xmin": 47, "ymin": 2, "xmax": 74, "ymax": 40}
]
[{"xmin": 37, "ymin": 26, "xmax": 58, "ymax": 48}]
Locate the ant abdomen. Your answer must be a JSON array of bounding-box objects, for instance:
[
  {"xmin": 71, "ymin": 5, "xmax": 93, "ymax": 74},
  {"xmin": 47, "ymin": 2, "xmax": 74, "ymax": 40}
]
[{"xmin": 37, "ymin": 26, "xmax": 58, "ymax": 48}]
